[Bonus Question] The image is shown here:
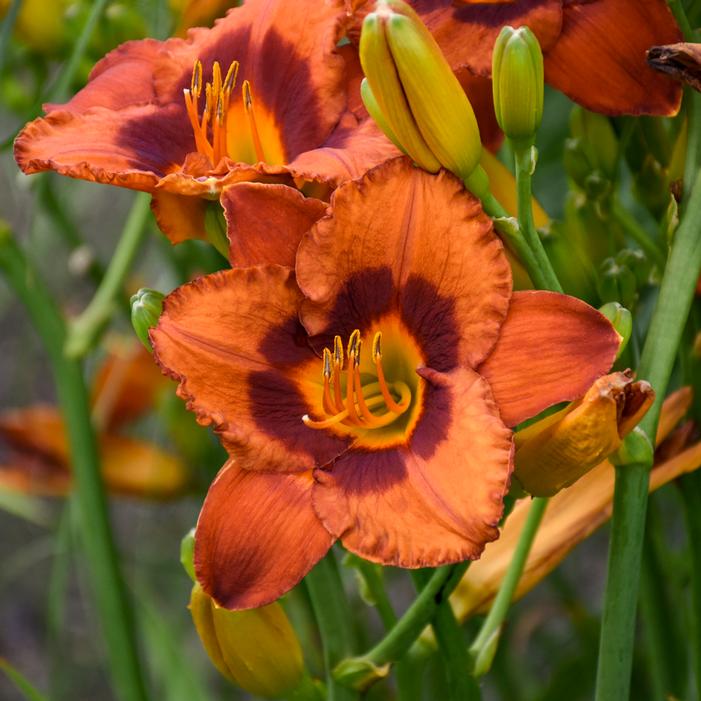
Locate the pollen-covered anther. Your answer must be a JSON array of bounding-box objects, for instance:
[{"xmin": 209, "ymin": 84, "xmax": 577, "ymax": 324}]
[
  {"xmin": 183, "ymin": 58, "xmax": 249, "ymax": 165},
  {"xmin": 303, "ymin": 329, "xmax": 412, "ymax": 431}
]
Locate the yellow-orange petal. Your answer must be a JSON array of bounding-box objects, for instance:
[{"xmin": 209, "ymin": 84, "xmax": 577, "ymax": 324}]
[
  {"xmin": 151, "ymin": 266, "xmax": 348, "ymax": 472},
  {"xmin": 99, "ymin": 435, "xmax": 190, "ymax": 499},
  {"xmin": 452, "ymin": 387, "xmax": 699, "ymax": 620},
  {"xmin": 514, "ymin": 372, "xmax": 654, "ymax": 496},
  {"xmin": 195, "ymin": 460, "xmax": 334, "ymax": 610},
  {"xmin": 297, "ymin": 157, "xmax": 512, "ymax": 370},
  {"xmin": 478, "ymin": 291, "xmax": 619, "ymax": 427},
  {"xmin": 222, "ymin": 183, "xmax": 326, "ymax": 268},
  {"xmin": 312, "ymin": 367, "xmax": 513, "ymax": 567},
  {"xmin": 543, "ymin": 0, "xmax": 682, "ymax": 116}
]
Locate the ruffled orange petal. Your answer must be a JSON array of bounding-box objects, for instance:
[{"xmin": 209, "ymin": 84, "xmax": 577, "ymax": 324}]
[
  {"xmin": 297, "ymin": 158, "xmax": 512, "ymax": 370},
  {"xmin": 15, "ymin": 104, "xmax": 186, "ymax": 189},
  {"xmin": 312, "ymin": 367, "xmax": 513, "ymax": 567},
  {"xmin": 479, "ymin": 291, "xmax": 619, "ymax": 427},
  {"xmin": 543, "ymin": 0, "xmax": 682, "ymax": 116},
  {"xmin": 195, "ymin": 460, "xmax": 334, "ymax": 609},
  {"xmin": 151, "ymin": 266, "xmax": 348, "ymax": 472},
  {"xmin": 222, "ymin": 183, "xmax": 326, "ymax": 268},
  {"xmin": 287, "ymin": 114, "xmax": 400, "ymax": 188}
]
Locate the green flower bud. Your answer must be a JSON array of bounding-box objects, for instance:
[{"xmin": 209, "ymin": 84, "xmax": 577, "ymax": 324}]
[
  {"xmin": 360, "ymin": 0, "xmax": 483, "ymax": 186},
  {"xmin": 610, "ymin": 427, "xmax": 654, "ymax": 467},
  {"xmin": 492, "ymin": 26, "xmax": 544, "ymax": 147},
  {"xmin": 599, "ymin": 302, "xmax": 633, "ymax": 360},
  {"xmin": 190, "ymin": 583, "xmax": 304, "ymax": 698},
  {"xmin": 598, "ymin": 258, "xmax": 638, "ymax": 310},
  {"xmin": 569, "ymin": 107, "xmax": 618, "ymax": 179},
  {"xmin": 130, "ymin": 288, "xmax": 164, "ymax": 352}
]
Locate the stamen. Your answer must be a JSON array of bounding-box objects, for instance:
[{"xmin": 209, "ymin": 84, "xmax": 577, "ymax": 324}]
[
  {"xmin": 191, "ymin": 60, "xmax": 202, "ymax": 97},
  {"xmin": 243, "ymin": 80, "xmax": 266, "ymax": 163},
  {"xmin": 304, "ymin": 329, "xmax": 414, "ymax": 432}
]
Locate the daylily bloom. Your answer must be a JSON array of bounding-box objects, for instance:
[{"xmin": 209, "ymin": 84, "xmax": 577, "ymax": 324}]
[
  {"xmin": 14, "ymin": 0, "xmax": 396, "ymax": 245},
  {"xmin": 151, "ymin": 157, "xmax": 618, "ymax": 610},
  {"xmin": 348, "ymin": 0, "xmax": 682, "ymax": 116},
  {"xmin": 514, "ymin": 371, "xmax": 654, "ymax": 496},
  {"xmin": 0, "ymin": 342, "xmax": 189, "ymax": 499},
  {"xmin": 452, "ymin": 387, "xmax": 701, "ymax": 620}
]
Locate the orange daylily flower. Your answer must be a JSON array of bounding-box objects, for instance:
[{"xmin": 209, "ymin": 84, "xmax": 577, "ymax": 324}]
[
  {"xmin": 349, "ymin": 0, "xmax": 682, "ymax": 117},
  {"xmin": 452, "ymin": 387, "xmax": 701, "ymax": 621},
  {"xmin": 14, "ymin": 0, "xmax": 396, "ymax": 245},
  {"xmin": 514, "ymin": 370, "xmax": 655, "ymax": 496},
  {"xmin": 0, "ymin": 343, "xmax": 189, "ymax": 499},
  {"xmin": 150, "ymin": 157, "xmax": 618, "ymax": 610}
]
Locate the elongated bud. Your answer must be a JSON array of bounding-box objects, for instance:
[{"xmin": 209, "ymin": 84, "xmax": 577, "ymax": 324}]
[
  {"xmin": 130, "ymin": 288, "xmax": 164, "ymax": 352},
  {"xmin": 190, "ymin": 583, "xmax": 304, "ymax": 698},
  {"xmin": 180, "ymin": 528, "xmax": 196, "ymax": 582},
  {"xmin": 360, "ymin": 0, "xmax": 483, "ymax": 187},
  {"xmin": 599, "ymin": 302, "xmax": 633, "ymax": 360},
  {"xmin": 492, "ymin": 26, "xmax": 544, "ymax": 148}
]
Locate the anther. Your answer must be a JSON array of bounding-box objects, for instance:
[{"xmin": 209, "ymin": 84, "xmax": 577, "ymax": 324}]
[
  {"xmin": 372, "ymin": 331, "xmax": 382, "ymax": 361},
  {"xmin": 191, "ymin": 60, "xmax": 202, "ymax": 97},
  {"xmin": 243, "ymin": 80, "xmax": 266, "ymax": 163},
  {"xmin": 322, "ymin": 348, "xmax": 332, "ymax": 378},
  {"xmin": 333, "ymin": 335, "xmax": 344, "ymax": 367}
]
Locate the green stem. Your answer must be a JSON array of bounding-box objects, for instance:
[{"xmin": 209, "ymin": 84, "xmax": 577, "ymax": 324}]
[
  {"xmin": 304, "ymin": 551, "xmax": 357, "ymax": 701},
  {"xmin": 64, "ymin": 192, "xmax": 152, "ymax": 358},
  {"xmin": 480, "ymin": 191, "xmax": 548, "ymax": 290},
  {"xmin": 513, "ymin": 147, "xmax": 562, "ymax": 293},
  {"xmin": 47, "ymin": 0, "xmax": 109, "ymax": 102},
  {"xmin": 334, "ymin": 562, "xmax": 469, "ymax": 689},
  {"xmin": 667, "ymin": 0, "xmax": 695, "ymax": 39},
  {"xmin": 610, "ymin": 198, "xmax": 667, "ymax": 271},
  {"xmin": 595, "ymin": 170, "xmax": 701, "ymax": 701},
  {"xmin": 680, "ymin": 472, "xmax": 701, "ymax": 701},
  {"xmin": 0, "ymin": 229, "xmax": 149, "ymax": 701},
  {"xmin": 469, "ymin": 497, "xmax": 548, "ymax": 673},
  {"xmin": 411, "ymin": 571, "xmax": 481, "ymax": 701}
]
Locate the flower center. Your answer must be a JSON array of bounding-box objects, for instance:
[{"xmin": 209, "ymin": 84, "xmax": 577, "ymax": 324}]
[
  {"xmin": 303, "ymin": 330, "xmax": 414, "ymax": 432},
  {"xmin": 183, "ymin": 59, "xmax": 282, "ymax": 167}
]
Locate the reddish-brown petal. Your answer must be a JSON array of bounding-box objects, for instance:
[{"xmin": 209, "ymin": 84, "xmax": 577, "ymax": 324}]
[
  {"xmin": 297, "ymin": 158, "xmax": 512, "ymax": 369},
  {"xmin": 544, "ymin": 0, "xmax": 682, "ymax": 116},
  {"xmin": 195, "ymin": 460, "xmax": 334, "ymax": 609},
  {"xmin": 478, "ymin": 291, "xmax": 619, "ymax": 427},
  {"xmin": 150, "ymin": 192, "xmax": 208, "ymax": 244},
  {"xmin": 287, "ymin": 114, "xmax": 400, "ymax": 187},
  {"xmin": 222, "ymin": 183, "xmax": 327, "ymax": 268},
  {"xmin": 151, "ymin": 266, "xmax": 347, "ymax": 471},
  {"xmin": 312, "ymin": 367, "xmax": 513, "ymax": 567},
  {"xmin": 14, "ymin": 104, "xmax": 186, "ymax": 188}
]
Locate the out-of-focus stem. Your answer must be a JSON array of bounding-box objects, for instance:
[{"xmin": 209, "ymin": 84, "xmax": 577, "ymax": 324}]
[{"xmin": 0, "ymin": 228, "xmax": 149, "ymax": 701}]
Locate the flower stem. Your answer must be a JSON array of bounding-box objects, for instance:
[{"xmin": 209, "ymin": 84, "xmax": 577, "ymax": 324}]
[
  {"xmin": 333, "ymin": 562, "xmax": 469, "ymax": 690},
  {"xmin": 0, "ymin": 228, "xmax": 149, "ymax": 701},
  {"xmin": 64, "ymin": 192, "xmax": 152, "ymax": 358},
  {"xmin": 595, "ymin": 169, "xmax": 701, "ymax": 701},
  {"xmin": 468, "ymin": 497, "xmax": 548, "ymax": 674},
  {"xmin": 411, "ymin": 570, "xmax": 481, "ymax": 701},
  {"xmin": 513, "ymin": 147, "xmax": 562, "ymax": 293},
  {"xmin": 680, "ymin": 472, "xmax": 701, "ymax": 700},
  {"xmin": 304, "ymin": 551, "xmax": 358, "ymax": 701}
]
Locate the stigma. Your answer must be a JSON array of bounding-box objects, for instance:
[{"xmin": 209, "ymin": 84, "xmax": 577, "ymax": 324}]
[
  {"xmin": 183, "ymin": 59, "xmax": 266, "ymax": 166},
  {"xmin": 303, "ymin": 330, "xmax": 412, "ymax": 431}
]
